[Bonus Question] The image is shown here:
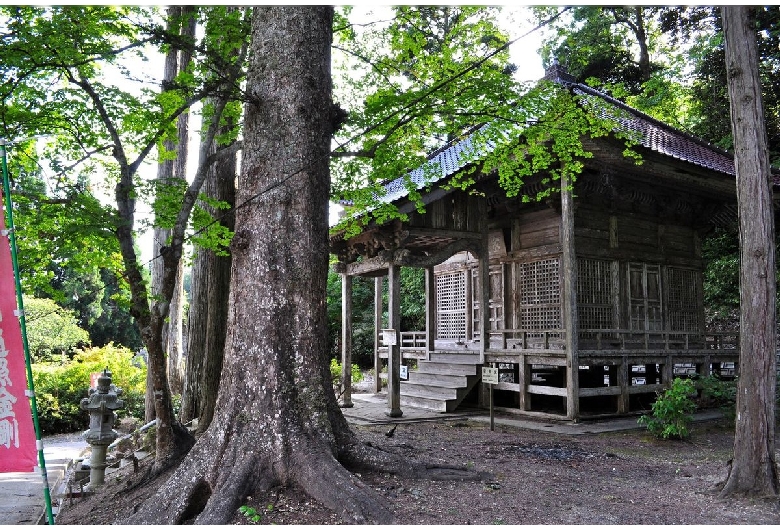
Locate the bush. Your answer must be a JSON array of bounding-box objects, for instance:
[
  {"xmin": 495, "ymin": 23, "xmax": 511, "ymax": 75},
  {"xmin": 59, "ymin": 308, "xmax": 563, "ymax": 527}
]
[
  {"xmin": 329, "ymin": 358, "xmax": 364, "ymax": 385},
  {"xmin": 638, "ymin": 378, "xmax": 697, "ymax": 440},
  {"xmin": 32, "ymin": 343, "xmax": 146, "ymax": 434}
]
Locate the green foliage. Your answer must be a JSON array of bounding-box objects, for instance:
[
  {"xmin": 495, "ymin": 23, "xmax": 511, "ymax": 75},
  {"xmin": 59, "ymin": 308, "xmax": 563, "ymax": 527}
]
[
  {"xmin": 238, "ymin": 506, "xmax": 261, "ymax": 523},
  {"xmin": 11, "ymin": 167, "xmax": 124, "ymax": 302},
  {"xmin": 326, "ymin": 267, "xmax": 428, "ymax": 369},
  {"xmin": 329, "ymin": 357, "xmax": 364, "ymax": 385},
  {"xmin": 535, "ymin": 7, "xmax": 668, "ymax": 94},
  {"xmin": 701, "ymin": 227, "xmax": 780, "ymax": 317},
  {"xmin": 697, "ymin": 374, "xmax": 736, "ymax": 423},
  {"xmin": 331, "ymin": 7, "xmax": 526, "ymax": 231},
  {"xmin": 190, "ymin": 194, "xmax": 235, "ymax": 256},
  {"xmin": 326, "ymin": 270, "xmax": 378, "ymax": 368},
  {"xmin": 701, "ymin": 227, "xmax": 740, "ymax": 313},
  {"xmin": 24, "ymin": 296, "xmax": 91, "ymax": 362},
  {"xmin": 32, "ymin": 343, "xmax": 146, "ymax": 433},
  {"xmin": 638, "ymin": 378, "xmax": 697, "ymax": 440}
]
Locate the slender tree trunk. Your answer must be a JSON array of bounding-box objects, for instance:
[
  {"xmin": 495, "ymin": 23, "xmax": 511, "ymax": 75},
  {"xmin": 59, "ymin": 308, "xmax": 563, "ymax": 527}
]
[
  {"xmin": 167, "ymin": 6, "xmax": 197, "ymax": 396},
  {"xmin": 146, "ymin": 5, "xmax": 182, "ymax": 423},
  {"xmin": 127, "ymin": 8, "xmax": 482, "ymax": 524},
  {"xmin": 721, "ymin": 5, "xmax": 779, "ymax": 497},
  {"xmin": 152, "ymin": 6, "xmax": 196, "ymax": 398},
  {"xmin": 179, "ymin": 250, "xmax": 206, "ymax": 424},
  {"xmin": 180, "ymin": 106, "xmax": 236, "ymax": 430},
  {"xmin": 197, "ymin": 150, "xmax": 234, "ymax": 431}
]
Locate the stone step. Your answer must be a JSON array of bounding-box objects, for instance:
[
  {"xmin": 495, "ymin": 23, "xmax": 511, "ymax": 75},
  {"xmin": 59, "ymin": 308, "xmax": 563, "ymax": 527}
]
[
  {"xmin": 417, "ymin": 360, "xmax": 478, "ymax": 376},
  {"xmin": 406, "ymin": 371, "xmax": 469, "ymax": 387}
]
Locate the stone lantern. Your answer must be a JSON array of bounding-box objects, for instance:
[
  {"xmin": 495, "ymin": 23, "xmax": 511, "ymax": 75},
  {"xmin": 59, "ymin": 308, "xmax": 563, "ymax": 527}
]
[{"xmin": 80, "ymin": 367, "xmax": 124, "ymax": 487}]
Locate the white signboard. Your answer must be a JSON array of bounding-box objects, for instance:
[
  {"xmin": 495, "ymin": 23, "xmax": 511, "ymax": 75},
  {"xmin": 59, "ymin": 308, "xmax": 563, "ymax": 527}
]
[
  {"xmin": 400, "ymin": 365, "xmax": 408, "ymax": 380},
  {"xmin": 381, "ymin": 328, "xmax": 397, "ymax": 346},
  {"xmin": 482, "ymin": 366, "xmax": 498, "ymax": 385}
]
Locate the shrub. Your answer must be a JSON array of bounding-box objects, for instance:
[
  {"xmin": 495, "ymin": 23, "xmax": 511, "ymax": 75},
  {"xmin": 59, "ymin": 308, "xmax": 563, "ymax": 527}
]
[
  {"xmin": 329, "ymin": 358, "xmax": 364, "ymax": 385},
  {"xmin": 638, "ymin": 378, "xmax": 697, "ymax": 440},
  {"xmin": 32, "ymin": 343, "xmax": 146, "ymax": 434}
]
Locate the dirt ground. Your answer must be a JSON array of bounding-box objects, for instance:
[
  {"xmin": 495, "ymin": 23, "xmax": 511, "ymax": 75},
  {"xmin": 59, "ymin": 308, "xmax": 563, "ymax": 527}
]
[{"xmin": 54, "ymin": 403, "xmax": 780, "ymax": 526}]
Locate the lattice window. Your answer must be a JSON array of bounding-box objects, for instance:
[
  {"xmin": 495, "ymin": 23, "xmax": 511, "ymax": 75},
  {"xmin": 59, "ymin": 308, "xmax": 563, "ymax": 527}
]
[
  {"xmin": 578, "ymin": 258, "xmax": 614, "ymax": 335},
  {"xmin": 436, "ymin": 271, "xmax": 467, "ymax": 340},
  {"xmin": 516, "ymin": 258, "xmax": 561, "ymax": 331},
  {"xmin": 667, "ymin": 267, "xmax": 700, "ymax": 332}
]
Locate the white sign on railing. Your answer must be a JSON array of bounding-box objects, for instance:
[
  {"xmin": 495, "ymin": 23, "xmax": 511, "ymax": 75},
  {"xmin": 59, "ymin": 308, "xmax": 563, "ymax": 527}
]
[
  {"xmin": 482, "ymin": 366, "xmax": 498, "ymax": 385},
  {"xmin": 381, "ymin": 329, "xmax": 397, "ymax": 346}
]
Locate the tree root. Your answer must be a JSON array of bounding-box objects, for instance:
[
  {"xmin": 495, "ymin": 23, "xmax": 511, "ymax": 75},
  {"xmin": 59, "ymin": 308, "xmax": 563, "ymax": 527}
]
[
  {"xmin": 292, "ymin": 440, "xmax": 396, "ymax": 524},
  {"xmin": 338, "ymin": 436, "xmax": 493, "ymax": 482}
]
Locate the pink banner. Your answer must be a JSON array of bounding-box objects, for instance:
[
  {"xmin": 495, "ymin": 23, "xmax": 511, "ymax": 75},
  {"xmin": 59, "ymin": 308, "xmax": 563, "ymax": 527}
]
[{"xmin": 0, "ymin": 201, "xmax": 37, "ymax": 473}]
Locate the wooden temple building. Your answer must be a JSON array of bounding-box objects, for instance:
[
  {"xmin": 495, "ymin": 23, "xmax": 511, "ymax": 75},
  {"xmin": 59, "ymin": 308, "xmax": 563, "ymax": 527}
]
[{"xmin": 330, "ymin": 65, "xmax": 774, "ymax": 421}]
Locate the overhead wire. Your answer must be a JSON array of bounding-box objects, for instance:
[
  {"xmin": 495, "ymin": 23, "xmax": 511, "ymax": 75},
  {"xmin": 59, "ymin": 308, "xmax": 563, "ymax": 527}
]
[
  {"xmin": 17, "ymin": 7, "xmax": 569, "ymax": 324},
  {"xmin": 163, "ymin": 6, "xmax": 571, "ymax": 266}
]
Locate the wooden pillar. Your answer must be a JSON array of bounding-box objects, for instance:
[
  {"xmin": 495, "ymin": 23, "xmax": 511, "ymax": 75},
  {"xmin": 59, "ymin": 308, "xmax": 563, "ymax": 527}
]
[
  {"xmin": 617, "ymin": 358, "xmax": 629, "ymax": 414},
  {"xmin": 561, "ymin": 173, "xmax": 580, "ymax": 420},
  {"xmin": 464, "ymin": 266, "xmax": 473, "ymax": 343},
  {"xmin": 340, "ymin": 273, "xmax": 353, "ymax": 408},
  {"xmin": 478, "ymin": 245, "xmax": 490, "ymax": 363},
  {"xmin": 663, "ymin": 355, "xmax": 673, "ymax": 385},
  {"xmin": 373, "ymin": 276, "xmax": 383, "ymax": 394},
  {"xmin": 425, "ymin": 267, "xmax": 436, "ymax": 360},
  {"xmin": 386, "ymin": 264, "xmax": 403, "ymax": 417},
  {"xmin": 519, "ymin": 355, "xmax": 530, "ymax": 411}
]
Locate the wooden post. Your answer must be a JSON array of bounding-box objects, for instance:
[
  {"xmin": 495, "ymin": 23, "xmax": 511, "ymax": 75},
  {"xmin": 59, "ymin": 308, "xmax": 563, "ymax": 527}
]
[
  {"xmin": 519, "ymin": 355, "xmax": 530, "ymax": 411},
  {"xmin": 561, "ymin": 173, "xmax": 580, "ymax": 420},
  {"xmin": 464, "ymin": 266, "xmax": 473, "ymax": 343},
  {"xmin": 618, "ymin": 358, "xmax": 629, "ymax": 414},
  {"xmin": 374, "ymin": 276, "xmax": 383, "ymax": 394},
  {"xmin": 386, "ymin": 264, "xmax": 403, "ymax": 417},
  {"xmin": 425, "ymin": 267, "xmax": 436, "ymax": 360},
  {"xmin": 340, "ymin": 273, "xmax": 353, "ymax": 408},
  {"xmin": 478, "ymin": 244, "xmax": 490, "ymax": 363}
]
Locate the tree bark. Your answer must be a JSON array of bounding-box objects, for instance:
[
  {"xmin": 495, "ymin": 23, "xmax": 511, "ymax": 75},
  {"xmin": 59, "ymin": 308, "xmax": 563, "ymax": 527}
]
[
  {"xmin": 127, "ymin": 7, "xmax": 483, "ymax": 524},
  {"xmin": 721, "ymin": 5, "xmax": 779, "ymax": 497},
  {"xmin": 179, "ymin": 6, "xmax": 241, "ymax": 431},
  {"xmin": 180, "ymin": 105, "xmax": 236, "ymax": 430},
  {"xmin": 151, "ymin": 6, "xmax": 196, "ymax": 399}
]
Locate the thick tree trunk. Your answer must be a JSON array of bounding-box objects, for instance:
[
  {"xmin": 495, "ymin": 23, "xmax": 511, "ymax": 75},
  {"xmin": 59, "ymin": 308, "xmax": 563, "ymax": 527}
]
[
  {"xmin": 721, "ymin": 5, "xmax": 779, "ymax": 497},
  {"xmin": 127, "ymin": 7, "xmax": 482, "ymax": 525}
]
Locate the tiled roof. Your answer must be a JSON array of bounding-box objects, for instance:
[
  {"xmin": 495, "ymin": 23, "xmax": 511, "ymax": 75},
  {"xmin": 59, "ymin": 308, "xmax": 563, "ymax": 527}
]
[
  {"xmin": 379, "ymin": 125, "xmax": 496, "ymax": 204},
  {"xmin": 570, "ymin": 83, "xmax": 735, "ymax": 176},
  {"xmin": 359, "ymin": 70, "xmax": 749, "ymax": 212}
]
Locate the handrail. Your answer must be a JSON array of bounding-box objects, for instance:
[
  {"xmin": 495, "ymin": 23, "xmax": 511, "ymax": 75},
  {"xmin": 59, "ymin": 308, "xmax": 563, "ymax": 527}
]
[{"xmin": 377, "ymin": 328, "xmax": 740, "ymax": 353}]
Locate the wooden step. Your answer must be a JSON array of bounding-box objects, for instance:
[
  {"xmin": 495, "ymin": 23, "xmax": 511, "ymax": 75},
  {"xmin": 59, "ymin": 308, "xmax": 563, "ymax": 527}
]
[
  {"xmin": 401, "ymin": 382, "xmax": 459, "ymax": 400},
  {"xmin": 399, "ymin": 393, "xmax": 449, "ymax": 412},
  {"xmin": 428, "ymin": 352, "xmax": 482, "ymax": 364},
  {"xmin": 417, "ymin": 361, "xmax": 478, "ymax": 376},
  {"xmin": 406, "ymin": 371, "xmax": 469, "ymax": 387}
]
